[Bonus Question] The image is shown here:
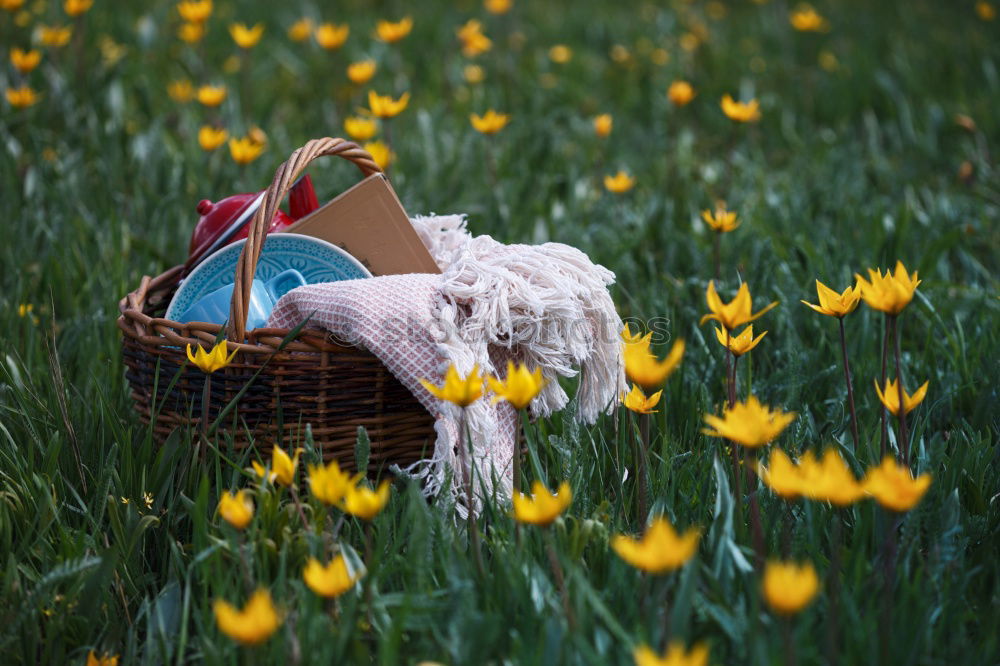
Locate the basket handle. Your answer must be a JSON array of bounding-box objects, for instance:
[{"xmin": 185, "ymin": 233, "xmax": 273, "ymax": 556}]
[{"xmin": 226, "ymin": 138, "xmax": 382, "ymax": 341}]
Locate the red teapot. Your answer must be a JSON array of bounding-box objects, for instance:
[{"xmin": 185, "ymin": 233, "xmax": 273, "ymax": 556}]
[{"xmin": 186, "ymin": 175, "xmax": 320, "ymax": 270}]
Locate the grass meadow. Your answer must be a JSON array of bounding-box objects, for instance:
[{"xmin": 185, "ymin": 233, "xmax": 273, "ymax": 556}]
[{"xmin": 2, "ymin": 0, "xmax": 999, "ymax": 663}]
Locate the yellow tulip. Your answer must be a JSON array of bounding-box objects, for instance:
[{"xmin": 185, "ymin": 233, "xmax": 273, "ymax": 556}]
[
  {"xmin": 463, "ymin": 64, "xmax": 485, "ymax": 85},
  {"xmin": 308, "ymin": 459, "xmax": 363, "ymax": 506},
  {"xmin": 269, "ymin": 445, "xmax": 302, "ymax": 487},
  {"xmin": 548, "ymin": 44, "xmax": 572, "ymax": 63},
  {"xmin": 198, "ymin": 126, "xmax": 228, "ymax": 151},
  {"xmin": 367, "ymin": 90, "xmax": 410, "ymax": 118},
  {"xmin": 484, "ymin": 0, "xmax": 513, "ymax": 14},
  {"xmin": 362, "ymin": 140, "xmax": 393, "ymax": 171},
  {"xmin": 5, "ymin": 85, "xmax": 38, "ymax": 108},
  {"xmin": 667, "ymin": 80, "xmax": 695, "ymax": 107},
  {"xmin": 762, "ymin": 560, "xmax": 819, "ymax": 615},
  {"xmin": 250, "ymin": 460, "xmax": 276, "ymax": 484},
  {"xmin": 419, "ymin": 364, "xmax": 484, "ymax": 407},
  {"xmin": 801, "ymin": 279, "xmax": 861, "ymax": 318},
  {"xmin": 714, "ymin": 324, "xmax": 766, "ymax": 356},
  {"xmin": 700, "ymin": 280, "xmax": 779, "ymax": 331},
  {"xmin": 633, "ymin": 642, "xmax": 709, "ymax": 666},
  {"xmin": 340, "ymin": 480, "xmax": 391, "ymax": 520},
  {"xmin": 611, "ymin": 517, "xmax": 700, "ymax": 574},
  {"xmin": 604, "ymin": 171, "xmax": 636, "ymax": 193},
  {"xmin": 217, "ymin": 490, "xmax": 254, "ymax": 529},
  {"xmin": 977, "ymin": 1, "xmax": 997, "ymax": 20},
  {"xmin": 86, "ymin": 651, "xmax": 119, "ymax": 666},
  {"xmin": 315, "ymin": 22, "xmax": 349, "ymax": 50},
  {"xmin": 593, "ymin": 113, "xmax": 613, "ymax": 138},
  {"xmin": 167, "ymin": 79, "xmax": 194, "ymax": 103},
  {"xmin": 196, "ymin": 84, "xmax": 226, "ymax": 107},
  {"xmin": 375, "ymin": 16, "xmax": 413, "ymax": 43},
  {"xmin": 759, "ymin": 449, "xmax": 804, "ymax": 499},
  {"xmin": 63, "ymin": 0, "xmax": 92, "ymax": 16},
  {"xmin": 229, "ymin": 136, "xmax": 265, "ymax": 165},
  {"xmin": 701, "ymin": 206, "xmax": 740, "ymax": 233},
  {"xmin": 621, "ymin": 384, "xmax": 662, "ymax": 414},
  {"xmin": 854, "ymin": 261, "xmax": 921, "ymax": 315},
  {"xmin": 622, "ymin": 326, "xmax": 685, "ymax": 389},
  {"xmin": 512, "ymin": 480, "xmax": 572, "ymax": 526},
  {"xmin": 799, "ymin": 449, "xmax": 865, "ymax": 506},
  {"xmin": 863, "ymin": 456, "xmax": 932, "ymax": 512},
  {"xmin": 38, "ymin": 24, "xmax": 73, "ymax": 47},
  {"xmin": 702, "ymin": 395, "xmax": 796, "ymax": 448},
  {"xmin": 344, "ymin": 116, "xmax": 378, "ymax": 141},
  {"xmin": 789, "ymin": 4, "xmax": 830, "ymax": 32},
  {"xmin": 720, "ymin": 94, "xmax": 761, "ymax": 123},
  {"xmin": 487, "ymin": 361, "xmax": 546, "ymax": 410},
  {"xmin": 457, "ymin": 20, "xmax": 492, "ymax": 57},
  {"xmin": 177, "ymin": 21, "xmax": 205, "ymax": 44},
  {"xmin": 874, "ymin": 377, "xmax": 928, "ymax": 416},
  {"xmin": 10, "ymin": 47, "xmax": 41, "ymax": 73},
  {"xmin": 303, "ymin": 555, "xmax": 362, "ymax": 598},
  {"xmin": 213, "ymin": 589, "xmax": 281, "ymax": 645},
  {"xmin": 470, "ymin": 109, "xmax": 510, "ymax": 134},
  {"xmin": 287, "ymin": 18, "xmax": 312, "ymax": 42},
  {"xmin": 186, "ymin": 340, "xmax": 236, "ymax": 373},
  {"xmin": 0, "ymin": 0, "xmax": 24, "ymax": 11},
  {"xmin": 347, "ymin": 60, "xmax": 377, "ymax": 85},
  {"xmin": 176, "ymin": 0, "xmax": 212, "ymax": 23},
  {"xmin": 229, "ymin": 22, "xmax": 264, "ymax": 49}
]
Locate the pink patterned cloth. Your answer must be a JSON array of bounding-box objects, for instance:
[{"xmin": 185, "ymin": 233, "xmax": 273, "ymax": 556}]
[{"xmin": 266, "ymin": 215, "xmax": 625, "ymax": 515}]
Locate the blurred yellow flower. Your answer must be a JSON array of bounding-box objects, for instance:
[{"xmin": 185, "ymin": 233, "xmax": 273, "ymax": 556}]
[
  {"xmin": 651, "ymin": 48, "xmax": 670, "ymax": 66},
  {"xmin": 375, "ymin": 16, "xmax": 412, "ymax": 43},
  {"xmin": 196, "ymin": 84, "xmax": 226, "ymax": 107},
  {"xmin": 703, "ymin": 395, "xmax": 795, "ymax": 448},
  {"xmin": 86, "ymin": 651, "xmax": 119, "ymax": 666},
  {"xmin": 700, "ymin": 280, "xmax": 778, "ymax": 331},
  {"xmin": 622, "ymin": 325, "xmax": 685, "ymax": 389},
  {"xmin": 610, "ymin": 44, "xmax": 631, "ymax": 64},
  {"xmin": 269, "ymin": 445, "xmax": 302, "ymax": 487},
  {"xmin": 667, "ymin": 80, "xmax": 695, "ymax": 106},
  {"xmin": 789, "ymin": 4, "xmax": 829, "ymax": 32},
  {"xmin": 874, "ymin": 378, "xmax": 928, "ymax": 417},
  {"xmin": 186, "ymin": 340, "xmax": 236, "ymax": 373},
  {"xmin": 549, "ymin": 44, "xmax": 572, "ymax": 63},
  {"xmin": 818, "ymin": 50, "xmax": 839, "ymax": 72},
  {"xmin": 287, "ymin": 18, "xmax": 312, "ymax": 42},
  {"xmin": 458, "ymin": 21, "xmax": 492, "ymax": 57},
  {"xmin": 470, "ymin": 109, "xmax": 510, "ymax": 134},
  {"xmin": 854, "ymin": 261, "xmax": 921, "ymax": 315},
  {"xmin": 633, "ymin": 642, "xmax": 708, "ymax": 666},
  {"xmin": 308, "ymin": 459, "xmax": 362, "ymax": 506},
  {"xmin": 213, "ymin": 589, "xmax": 281, "ymax": 645},
  {"xmin": 593, "ymin": 113, "xmax": 613, "ymax": 138},
  {"xmin": 315, "ymin": 22, "xmax": 349, "ymax": 50},
  {"xmin": 99, "ymin": 35, "xmax": 126, "ymax": 66},
  {"xmin": 176, "ymin": 0, "xmax": 211, "ymax": 23},
  {"xmin": 198, "ymin": 126, "xmax": 228, "ymax": 151},
  {"xmin": 367, "ymin": 90, "xmax": 409, "ymax": 118},
  {"xmin": 801, "ymin": 279, "xmax": 861, "ymax": 318},
  {"xmin": 340, "ymin": 481, "xmax": 391, "ymax": 520},
  {"xmin": 721, "ymin": 94, "xmax": 761, "ymax": 122},
  {"xmin": 250, "ymin": 460, "xmax": 276, "ymax": 484},
  {"xmin": 5, "ymin": 85, "xmax": 37, "ymax": 108},
  {"xmin": 488, "ymin": 361, "xmax": 546, "ymax": 410},
  {"xmin": 604, "ymin": 170, "xmax": 635, "ymax": 193},
  {"xmin": 800, "ymin": 449, "xmax": 865, "ymax": 506},
  {"xmin": 303, "ymin": 555, "xmax": 362, "ymax": 598},
  {"xmin": 621, "ymin": 384, "xmax": 662, "ymax": 414},
  {"xmin": 612, "ymin": 517, "xmax": 700, "ymax": 574},
  {"xmin": 977, "ymin": 1, "xmax": 996, "ymax": 20},
  {"xmin": 512, "ymin": 480, "xmax": 572, "ymax": 526},
  {"xmin": 217, "ymin": 489, "xmax": 253, "ymax": 529},
  {"xmin": 177, "ymin": 22, "xmax": 205, "ymax": 44},
  {"xmin": 63, "ymin": 0, "xmax": 92, "ymax": 17},
  {"xmin": 38, "ymin": 24, "xmax": 72, "ymax": 47},
  {"xmin": 168, "ymin": 79, "xmax": 194, "ymax": 102},
  {"xmin": 863, "ymin": 457, "xmax": 931, "ymax": 512},
  {"xmin": 715, "ymin": 324, "xmax": 766, "ymax": 356},
  {"xmin": 347, "ymin": 60, "xmax": 377, "ymax": 85},
  {"xmin": 463, "ymin": 64, "xmax": 484, "ymax": 84},
  {"xmin": 363, "ymin": 140, "xmax": 394, "ymax": 170},
  {"xmin": 679, "ymin": 32, "xmax": 700, "ymax": 52},
  {"xmin": 344, "ymin": 116, "xmax": 378, "ymax": 141},
  {"xmin": 420, "ymin": 364, "xmax": 484, "ymax": 407},
  {"xmin": 484, "ymin": 0, "xmax": 512, "ymax": 14},
  {"xmin": 222, "ymin": 54, "xmax": 241, "ymax": 74},
  {"xmin": 0, "ymin": 0, "xmax": 24, "ymax": 11},
  {"xmin": 701, "ymin": 206, "xmax": 739, "ymax": 232},
  {"xmin": 763, "ymin": 560, "xmax": 819, "ymax": 615},
  {"xmin": 229, "ymin": 136, "xmax": 265, "ymax": 164},
  {"xmin": 760, "ymin": 449, "xmax": 804, "ymax": 499},
  {"xmin": 229, "ymin": 22, "xmax": 263, "ymax": 49}
]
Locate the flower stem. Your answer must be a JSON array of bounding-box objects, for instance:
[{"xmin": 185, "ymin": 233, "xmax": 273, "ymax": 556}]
[
  {"xmin": 638, "ymin": 412, "xmax": 650, "ymax": 523},
  {"xmin": 724, "ymin": 330, "xmax": 742, "ymax": 503},
  {"xmin": 891, "ymin": 316, "xmax": 910, "ymax": 465},
  {"xmin": 545, "ymin": 530, "xmax": 575, "ymax": 630},
  {"xmin": 658, "ymin": 574, "xmax": 672, "ymax": 652},
  {"xmin": 838, "ymin": 318, "xmax": 860, "ymax": 452},
  {"xmin": 879, "ymin": 315, "xmax": 890, "ymax": 459},
  {"xmin": 513, "ymin": 408, "xmax": 524, "ymax": 493},
  {"xmin": 289, "ymin": 484, "xmax": 310, "ymax": 532},
  {"xmin": 783, "ymin": 617, "xmax": 797, "ymax": 666},
  {"xmin": 746, "ymin": 450, "xmax": 765, "ymax": 571},
  {"xmin": 880, "ymin": 512, "xmax": 901, "ymax": 664},
  {"xmin": 200, "ymin": 374, "xmax": 211, "ymax": 458},
  {"xmin": 712, "ymin": 232, "xmax": 721, "ymax": 281},
  {"xmin": 827, "ymin": 515, "xmax": 843, "ymax": 666},
  {"xmin": 460, "ymin": 409, "xmax": 485, "ymax": 578}
]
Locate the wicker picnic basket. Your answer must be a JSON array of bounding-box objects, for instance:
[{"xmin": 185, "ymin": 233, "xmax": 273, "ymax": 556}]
[{"xmin": 118, "ymin": 138, "xmax": 437, "ymax": 472}]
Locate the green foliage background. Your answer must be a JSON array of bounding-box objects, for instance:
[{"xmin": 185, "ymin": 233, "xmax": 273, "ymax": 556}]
[{"xmin": 1, "ymin": 0, "xmax": 998, "ymax": 663}]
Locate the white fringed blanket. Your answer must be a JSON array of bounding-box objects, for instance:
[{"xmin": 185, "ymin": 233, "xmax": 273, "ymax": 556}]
[{"xmin": 267, "ymin": 214, "xmax": 625, "ymax": 515}]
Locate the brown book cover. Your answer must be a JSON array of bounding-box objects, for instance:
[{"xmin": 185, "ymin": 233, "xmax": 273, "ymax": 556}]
[{"xmin": 284, "ymin": 173, "xmax": 441, "ymax": 276}]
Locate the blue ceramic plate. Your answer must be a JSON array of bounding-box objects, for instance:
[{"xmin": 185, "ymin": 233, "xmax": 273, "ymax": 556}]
[{"xmin": 165, "ymin": 233, "xmax": 371, "ymax": 324}]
